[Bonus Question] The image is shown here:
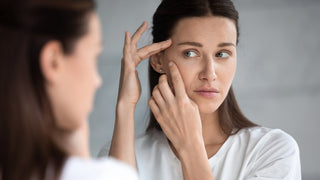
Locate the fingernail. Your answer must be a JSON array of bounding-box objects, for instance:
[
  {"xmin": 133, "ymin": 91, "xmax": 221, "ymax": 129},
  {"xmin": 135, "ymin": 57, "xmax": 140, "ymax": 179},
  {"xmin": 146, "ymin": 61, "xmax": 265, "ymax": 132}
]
[{"xmin": 169, "ymin": 62, "xmax": 173, "ymax": 67}]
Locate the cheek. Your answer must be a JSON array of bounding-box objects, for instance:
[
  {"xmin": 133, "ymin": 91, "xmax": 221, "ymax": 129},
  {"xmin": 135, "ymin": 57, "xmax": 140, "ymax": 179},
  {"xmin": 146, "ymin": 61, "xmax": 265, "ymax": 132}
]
[
  {"xmin": 175, "ymin": 63, "xmax": 195, "ymax": 88},
  {"xmin": 71, "ymin": 56, "xmax": 99, "ymax": 86},
  {"xmin": 64, "ymin": 57, "xmax": 99, "ymax": 107},
  {"xmin": 163, "ymin": 56, "xmax": 196, "ymax": 94},
  {"xmin": 217, "ymin": 59, "xmax": 237, "ymax": 90}
]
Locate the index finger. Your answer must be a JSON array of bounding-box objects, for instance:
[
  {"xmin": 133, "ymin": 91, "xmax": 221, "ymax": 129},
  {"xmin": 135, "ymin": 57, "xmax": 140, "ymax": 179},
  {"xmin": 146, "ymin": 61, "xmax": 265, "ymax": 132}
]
[
  {"xmin": 137, "ymin": 39, "xmax": 172, "ymax": 61},
  {"xmin": 131, "ymin": 21, "xmax": 148, "ymax": 45},
  {"xmin": 168, "ymin": 62, "xmax": 188, "ymax": 99}
]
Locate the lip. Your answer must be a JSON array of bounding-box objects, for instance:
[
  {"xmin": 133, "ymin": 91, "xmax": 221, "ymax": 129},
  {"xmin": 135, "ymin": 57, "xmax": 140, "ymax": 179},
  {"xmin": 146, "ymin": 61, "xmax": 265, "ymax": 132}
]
[{"xmin": 194, "ymin": 87, "xmax": 219, "ymax": 98}]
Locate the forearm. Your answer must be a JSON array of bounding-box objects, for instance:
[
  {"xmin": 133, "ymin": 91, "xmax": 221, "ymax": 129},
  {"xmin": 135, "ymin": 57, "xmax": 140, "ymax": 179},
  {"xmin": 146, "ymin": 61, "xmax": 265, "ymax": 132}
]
[
  {"xmin": 179, "ymin": 139, "xmax": 215, "ymax": 180},
  {"xmin": 109, "ymin": 102, "xmax": 136, "ymax": 168}
]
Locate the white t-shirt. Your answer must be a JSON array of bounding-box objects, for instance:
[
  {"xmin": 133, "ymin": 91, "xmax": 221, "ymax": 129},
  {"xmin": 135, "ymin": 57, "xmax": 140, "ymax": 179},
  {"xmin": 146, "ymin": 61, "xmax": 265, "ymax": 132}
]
[
  {"xmin": 99, "ymin": 127, "xmax": 301, "ymax": 180},
  {"xmin": 60, "ymin": 157, "xmax": 138, "ymax": 180}
]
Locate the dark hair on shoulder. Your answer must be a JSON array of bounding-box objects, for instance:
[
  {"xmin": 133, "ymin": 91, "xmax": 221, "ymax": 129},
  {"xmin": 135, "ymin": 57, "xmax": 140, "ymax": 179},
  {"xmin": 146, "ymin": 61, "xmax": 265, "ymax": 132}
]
[
  {"xmin": 0, "ymin": 0, "xmax": 95, "ymax": 179},
  {"xmin": 147, "ymin": 0, "xmax": 257, "ymax": 134}
]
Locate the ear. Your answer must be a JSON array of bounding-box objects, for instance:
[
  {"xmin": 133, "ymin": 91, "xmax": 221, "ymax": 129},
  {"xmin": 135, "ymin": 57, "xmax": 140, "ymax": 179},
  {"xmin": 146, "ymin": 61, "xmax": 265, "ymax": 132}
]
[
  {"xmin": 39, "ymin": 41, "xmax": 65, "ymax": 84},
  {"xmin": 150, "ymin": 52, "xmax": 165, "ymax": 74}
]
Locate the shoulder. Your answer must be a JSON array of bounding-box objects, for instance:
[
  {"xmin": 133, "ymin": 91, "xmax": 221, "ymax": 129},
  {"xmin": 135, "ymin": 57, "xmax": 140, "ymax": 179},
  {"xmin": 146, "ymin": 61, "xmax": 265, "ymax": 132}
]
[
  {"xmin": 134, "ymin": 130, "xmax": 171, "ymax": 164},
  {"xmin": 135, "ymin": 129, "xmax": 167, "ymax": 148},
  {"xmin": 134, "ymin": 130, "xmax": 180, "ymax": 179},
  {"xmin": 236, "ymin": 126, "xmax": 299, "ymax": 153},
  {"xmin": 98, "ymin": 130, "xmax": 166, "ymax": 158},
  {"xmin": 235, "ymin": 127, "xmax": 301, "ymax": 179},
  {"xmin": 60, "ymin": 157, "xmax": 138, "ymax": 180}
]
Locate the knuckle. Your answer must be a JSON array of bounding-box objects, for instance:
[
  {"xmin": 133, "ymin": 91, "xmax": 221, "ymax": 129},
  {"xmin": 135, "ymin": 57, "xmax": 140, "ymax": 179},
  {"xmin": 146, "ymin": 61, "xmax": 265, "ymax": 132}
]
[
  {"xmin": 154, "ymin": 42, "xmax": 162, "ymax": 48},
  {"xmin": 155, "ymin": 116, "xmax": 163, "ymax": 123},
  {"xmin": 168, "ymin": 108, "xmax": 175, "ymax": 115},
  {"xmin": 159, "ymin": 79, "xmax": 167, "ymax": 87},
  {"xmin": 152, "ymin": 89, "xmax": 158, "ymax": 97},
  {"xmin": 172, "ymin": 75, "xmax": 180, "ymax": 84},
  {"xmin": 153, "ymin": 85, "xmax": 159, "ymax": 92},
  {"xmin": 153, "ymin": 112, "xmax": 161, "ymax": 121},
  {"xmin": 148, "ymin": 98, "xmax": 153, "ymax": 105},
  {"xmin": 178, "ymin": 97, "xmax": 189, "ymax": 107},
  {"xmin": 166, "ymin": 102, "xmax": 173, "ymax": 110},
  {"xmin": 159, "ymin": 74, "xmax": 166, "ymax": 81}
]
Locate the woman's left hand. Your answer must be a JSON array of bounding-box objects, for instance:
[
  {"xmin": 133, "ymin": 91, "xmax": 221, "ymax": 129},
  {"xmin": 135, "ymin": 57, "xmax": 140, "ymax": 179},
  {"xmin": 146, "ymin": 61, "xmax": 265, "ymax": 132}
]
[
  {"xmin": 149, "ymin": 61, "xmax": 215, "ymax": 180},
  {"xmin": 148, "ymin": 62, "xmax": 204, "ymax": 153}
]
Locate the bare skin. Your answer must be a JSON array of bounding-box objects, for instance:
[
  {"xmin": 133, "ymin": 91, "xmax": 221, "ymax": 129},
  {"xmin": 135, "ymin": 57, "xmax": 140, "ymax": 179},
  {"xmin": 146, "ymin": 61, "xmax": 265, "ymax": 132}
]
[
  {"xmin": 43, "ymin": 13, "xmax": 102, "ymax": 159},
  {"xmin": 111, "ymin": 15, "xmax": 237, "ymax": 179},
  {"xmin": 108, "ymin": 22, "xmax": 172, "ymax": 168},
  {"xmin": 149, "ymin": 63, "xmax": 216, "ymax": 180},
  {"xmin": 149, "ymin": 16, "xmax": 237, "ymax": 180}
]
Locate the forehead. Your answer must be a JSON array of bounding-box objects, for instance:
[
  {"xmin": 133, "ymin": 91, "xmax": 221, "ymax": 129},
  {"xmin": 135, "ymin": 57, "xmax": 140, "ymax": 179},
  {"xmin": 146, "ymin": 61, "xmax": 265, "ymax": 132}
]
[
  {"xmin": 171, "ymin": 16, "xmax": 237, "ymax": 45},
  {"xmin": 85, "ymin": 13, "xmax": 101, "ymax": 42},
  {"xmin": 73, "ymin": 12, "xmax": 102, "ymax": 52}
]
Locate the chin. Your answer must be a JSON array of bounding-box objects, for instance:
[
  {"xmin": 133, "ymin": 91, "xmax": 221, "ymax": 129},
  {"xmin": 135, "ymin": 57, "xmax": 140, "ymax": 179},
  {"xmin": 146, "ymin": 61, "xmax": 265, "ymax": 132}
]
[
  {"xmin": 197, "ymin": 104, "xmax": 220, "ymax": 114},
  {"xmin": 192, "ymin": 97, "xmax": 222, "ymax": 114}
]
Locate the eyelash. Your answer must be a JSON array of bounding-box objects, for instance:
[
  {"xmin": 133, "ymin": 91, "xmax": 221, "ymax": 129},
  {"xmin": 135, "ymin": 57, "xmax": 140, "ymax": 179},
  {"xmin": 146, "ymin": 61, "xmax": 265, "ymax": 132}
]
[
  {"xmin": 216, "ymin": 50, "xmax": 232, "ymax": 58},
  {"xmin": 182, "ymin": 49, "xmax": 232, "ymax": 59},
  {"xmin": 183, "ymin": 49, "xmax": 199, "ymax": 58}
]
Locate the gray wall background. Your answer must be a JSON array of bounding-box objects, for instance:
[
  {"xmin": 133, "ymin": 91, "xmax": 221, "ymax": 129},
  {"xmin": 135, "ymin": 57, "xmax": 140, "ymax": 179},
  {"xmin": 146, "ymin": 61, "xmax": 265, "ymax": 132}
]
[{"xmin": 89, "ymin": 0, "xmax": 320, "ymax": 179}]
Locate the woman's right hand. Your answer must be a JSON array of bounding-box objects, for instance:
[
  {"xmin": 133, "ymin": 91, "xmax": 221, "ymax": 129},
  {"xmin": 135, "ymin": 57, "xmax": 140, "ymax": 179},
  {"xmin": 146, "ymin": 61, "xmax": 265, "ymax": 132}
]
[
  {"xmin": 148, "ymin": 62, "xmax": 203, "ymax": 153},
  {"xmin": 117, "ymin": 22, "xmax": 172, "ymax": 107},
  {"xmin": 110, "ymin": 22, "xmax": 171, "ymax": 167}
]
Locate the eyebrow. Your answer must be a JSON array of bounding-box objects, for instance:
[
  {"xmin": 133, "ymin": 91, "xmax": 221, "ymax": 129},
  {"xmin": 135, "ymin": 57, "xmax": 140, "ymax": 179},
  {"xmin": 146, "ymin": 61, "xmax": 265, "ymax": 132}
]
[
  {"xmin": 177, "ymin": 41, "xmax": 236, "ymax": 48},
  {"xmin": 178, "ymin": 41, "xmax": 203, "ymax": 47},
  {"xmin": 218, "ymin": 42, "xmax": 236, "ymax": 47}
]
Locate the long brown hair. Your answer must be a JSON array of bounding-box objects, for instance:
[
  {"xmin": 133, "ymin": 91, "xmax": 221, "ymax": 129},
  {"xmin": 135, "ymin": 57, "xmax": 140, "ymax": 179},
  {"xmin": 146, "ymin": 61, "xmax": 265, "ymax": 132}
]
[
  {"xmin": 147, "ymin": 0, "xmax": 257, "ymax": 135},
  {"xmin": 0, "ymin": 0, "xmax": 95, "ymax": 179}
]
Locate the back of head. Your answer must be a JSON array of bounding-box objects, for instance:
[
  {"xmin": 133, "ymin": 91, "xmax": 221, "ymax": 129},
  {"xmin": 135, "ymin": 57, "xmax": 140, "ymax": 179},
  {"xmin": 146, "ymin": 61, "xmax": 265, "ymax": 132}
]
[{"xmin": 0, "ymin": 0, "xmax": 95, "ymax": 179}]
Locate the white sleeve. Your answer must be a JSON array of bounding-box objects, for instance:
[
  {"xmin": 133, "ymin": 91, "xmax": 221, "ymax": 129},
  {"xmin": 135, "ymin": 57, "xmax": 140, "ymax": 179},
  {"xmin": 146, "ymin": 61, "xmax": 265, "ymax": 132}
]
[
  {"xmin": 60, "ymin": 157, "xmax": 138, "ymax": 180},
  {"xmin": 246, "ymin": 130, "xmax": 301, "ymax": 180}
]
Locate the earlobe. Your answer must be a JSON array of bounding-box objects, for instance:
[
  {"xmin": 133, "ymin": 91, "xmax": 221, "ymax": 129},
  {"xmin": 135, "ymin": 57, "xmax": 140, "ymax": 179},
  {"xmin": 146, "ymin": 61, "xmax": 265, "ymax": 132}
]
[
  {"xmin": 150, "ymin": 53, "xmax": 165, "ymax": 74},
  {"xmin": 39, "ymin": 41, "xmax": 64, "ymax": 84}
]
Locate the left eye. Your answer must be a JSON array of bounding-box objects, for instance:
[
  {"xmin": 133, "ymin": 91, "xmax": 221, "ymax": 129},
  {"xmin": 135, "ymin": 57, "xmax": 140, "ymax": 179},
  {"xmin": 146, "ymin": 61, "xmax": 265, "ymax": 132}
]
[
  {"xmin": 216, "ymin": 52, "xmax": 230, "ymax": 58},
  {"xmin": 184, "ymin": 51, "xmax": 197, "ymax": 58}
]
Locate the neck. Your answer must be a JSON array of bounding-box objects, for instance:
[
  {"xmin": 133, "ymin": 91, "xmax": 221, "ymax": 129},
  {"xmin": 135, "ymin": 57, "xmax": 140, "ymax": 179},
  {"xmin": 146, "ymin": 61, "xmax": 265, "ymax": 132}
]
[
  {"xmin": 54, "ymin": 121, "xmax": 90, "ymax": 159},
  {"xmin": 200, "ymin": 111, "xmax": 227, "ymax": 146}
]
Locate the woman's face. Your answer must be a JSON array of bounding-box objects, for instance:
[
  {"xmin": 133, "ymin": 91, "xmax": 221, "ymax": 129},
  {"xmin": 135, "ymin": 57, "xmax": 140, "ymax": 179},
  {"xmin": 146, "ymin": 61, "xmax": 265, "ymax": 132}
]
[
  {"xmin": 49, "ymin": 13, "xmax": 102, "ymax": 130},
  {"xmin": 159, "ymin": 16, "xmax": 237, "ymax": 115}
]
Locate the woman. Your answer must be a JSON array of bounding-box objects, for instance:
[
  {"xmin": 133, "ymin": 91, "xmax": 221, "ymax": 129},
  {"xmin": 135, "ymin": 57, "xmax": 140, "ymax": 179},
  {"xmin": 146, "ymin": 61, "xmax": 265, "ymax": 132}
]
[
  {"xmin": 0, "ymin": 0, "xmax": 169, "ymax": 179},
  {"xmin": 102, "ymin": 0, "xmax": 301, "ymax": 179}
]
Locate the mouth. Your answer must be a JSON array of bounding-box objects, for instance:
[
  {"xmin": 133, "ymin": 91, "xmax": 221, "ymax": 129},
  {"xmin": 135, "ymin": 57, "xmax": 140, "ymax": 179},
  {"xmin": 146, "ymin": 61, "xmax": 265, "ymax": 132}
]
[{"xmin": 194, "ymin": 87, "xmax": 219, "ymax": 98}]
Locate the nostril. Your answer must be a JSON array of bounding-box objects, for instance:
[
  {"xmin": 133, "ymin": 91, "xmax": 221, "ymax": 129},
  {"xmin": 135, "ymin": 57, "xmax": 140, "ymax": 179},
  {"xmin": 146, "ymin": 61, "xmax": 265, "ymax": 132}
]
[
  {"xmin": 199, "ymin": 64, "xmax": 217, "ymax": 81},
  {"xmin": 96, "ymin": 75, "xmax": 103, "ymax": 88}
]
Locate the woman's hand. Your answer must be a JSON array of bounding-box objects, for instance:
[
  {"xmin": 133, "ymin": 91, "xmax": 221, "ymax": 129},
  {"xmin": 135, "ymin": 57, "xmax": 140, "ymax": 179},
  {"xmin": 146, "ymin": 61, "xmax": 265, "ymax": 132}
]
[
  {"xmin": 148, "ymin": 62, "xmax": 215, "ymax": 180},
  {"xmin": 110, "ymin": 22, "xmax": 171, "ymax": 168},
  {"xmin": 148, "ymin": 62, "xmax": 203, "ymax": 153},
  {"xmin": 117, "ymin": 21, "xmax": 172, "ymax": 107}
]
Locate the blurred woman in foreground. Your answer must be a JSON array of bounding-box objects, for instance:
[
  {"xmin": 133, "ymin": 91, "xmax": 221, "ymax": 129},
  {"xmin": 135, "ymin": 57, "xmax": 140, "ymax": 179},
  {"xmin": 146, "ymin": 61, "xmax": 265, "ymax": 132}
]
[{"xmin": 0, "ymin": 0, "xmax": 144, "ymax": 179}]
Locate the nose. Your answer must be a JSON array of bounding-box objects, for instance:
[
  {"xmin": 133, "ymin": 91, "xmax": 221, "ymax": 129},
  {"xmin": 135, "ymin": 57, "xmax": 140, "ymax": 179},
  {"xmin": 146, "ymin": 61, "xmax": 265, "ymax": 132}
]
[
  {"xmin": 198, "ymin": 56, "xmax": 217, "ymax": 81},
  {"xmin": 95, "ymin": 72, "xmax": 103, "ymax": 89}
]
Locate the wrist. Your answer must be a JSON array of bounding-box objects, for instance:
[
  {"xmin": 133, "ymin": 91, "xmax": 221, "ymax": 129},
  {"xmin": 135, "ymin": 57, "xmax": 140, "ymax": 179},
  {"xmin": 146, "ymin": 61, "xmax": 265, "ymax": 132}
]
[
  {"xmin": 116, "ymin": 100, "xmax": 136, "ymax": 112},
  {"xmin": 177, "ymin": 135, "xmax": 205, "ymax": 158},
  {"xmin": 115, "ymin": 101, "xmax": 135, "ymax": 124}
]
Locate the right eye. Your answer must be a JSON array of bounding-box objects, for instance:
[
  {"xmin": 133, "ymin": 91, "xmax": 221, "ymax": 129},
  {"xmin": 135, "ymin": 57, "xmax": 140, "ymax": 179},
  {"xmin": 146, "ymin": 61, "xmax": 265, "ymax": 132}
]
[{"xmin": 183, "ymin": 50, "xmax": 198, "ymax": 58}]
